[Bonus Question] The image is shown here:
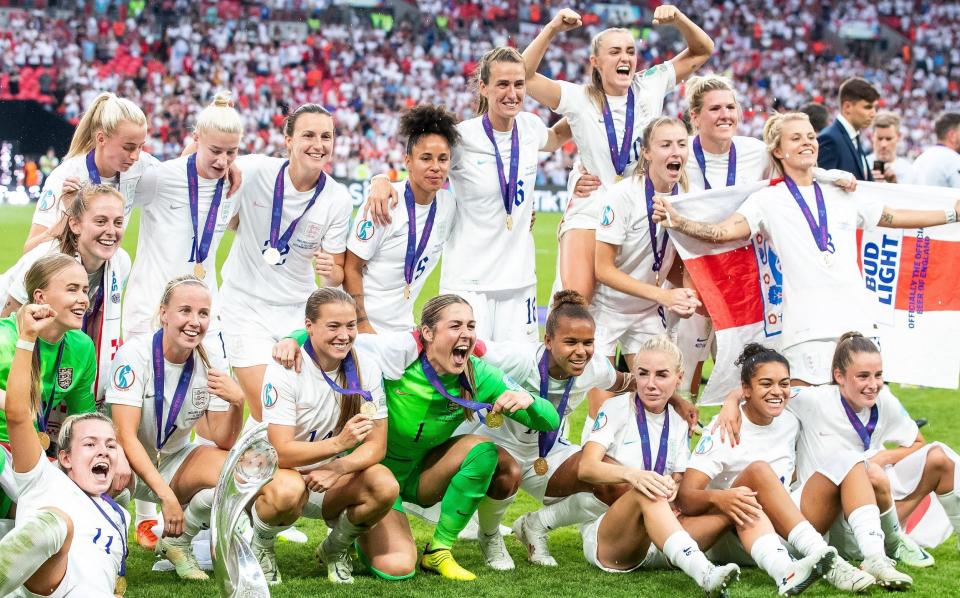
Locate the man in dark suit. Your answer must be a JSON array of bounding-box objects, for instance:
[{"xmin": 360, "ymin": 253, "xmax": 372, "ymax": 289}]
[{"xmin": 817, "ymin": 77, "xmax": 879, "ymax": 180}]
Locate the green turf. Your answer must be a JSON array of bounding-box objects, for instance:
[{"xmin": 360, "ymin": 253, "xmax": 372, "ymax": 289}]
[{"xmin": 1, "ymin": 204, "xmax": 958, "ymax": 597}]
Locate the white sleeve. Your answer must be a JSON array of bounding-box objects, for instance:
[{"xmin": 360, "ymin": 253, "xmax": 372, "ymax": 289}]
[
  {"xmin": 856, "ymin": 192, "xmax": 886, "ymax": 229},
  {"xmin": 353, "ymin": 331, "xmax": 418, "ymax": 380},
  {"xmin": 877, "ymin": 388, "xmax": 919, "ymax": 448},
  {"xmin": 686, "ymin": 423, "xmax": 724, "ymax": 480},
  {"xmin": 346, "ymin": 199, "xmax": 389, "ymax": 261},
  {"xmin": 133, "ymin": 162, "xmax": 161, "ymax": 207},
  {"xmin": 736, "ymin": 190, "xmax": 766, "ymax": 236},
  {"xmin": 321, "ymin": 189, "xmax": 353, "ymax": 255},
  {"xmin": 103, "ymin": 344, "xmax": 148, "ymax": 408},
  {"xmin": 11, "ymin": 453, "xmax": 54, "ymax": 497},
  {"xmin": 5, "ymin": 255, "xmax": 32, "ymax": 305},
  {"xmin": 586, "ymin": 396, "xmax": 626, "ymax": 453},
  {"xmin": 637, "ymin": 60, "xmax": 677, "ymax": 97},
  {"xmin": 595, "ymin": 186, "xmax": 630, "ymax": 245},
  {"xmin": 260, "ymin": 363, "xmax": 297, "ymax": 426},
  {"xmin": 32, "ymin": 167, "xmax": 69, "ymax": 228},
  {"xmin": 481, "ymin": 341, "xmax": 537, "ymax": 384},
  {"xmin": 586, "ymin": 355, "xmax": 618, "ymax": 392},
  {"xmin": 527, "ymin": 113, "xmax": 550, "ymax": 151},
  {"xmin": 555, "ymin": 80, "xmax": 587, "ymax": 117}
]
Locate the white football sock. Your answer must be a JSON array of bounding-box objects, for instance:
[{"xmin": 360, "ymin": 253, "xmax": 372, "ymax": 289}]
[
  {"xmin": 250, "ymin": 503, "xmax": 287, "ymax": 548},
  {"xmin": 0, "ymin": 510, "xmax": 68, "ymax": 595},
  {"xmin": 183, "ymin": 488, "xmax": 214, "ymax": 540},
  {"xmin": 787, "ymin": 521, "xmax": 829, "ymax": 557},
  {"xmin": 663, "ymin": 529, "xmax": 711, "ymax": 582},
  {"xmin": 477, "ymin": 494, "xmax": 515, "ymax": 536},
  {"xmin": 847, "ymin": 504, "xmax": 885, "ymax": 558},
  {"xmin": 323, "ymin": 510, "xmax": 366, "ymax": 555},
  {"xmin": 878, "ymin": 506, "xmax": 902, "ymax": 553},
  {"xmin": 135, "ymin": 499, "xmax": 157, "ymax": 524},
  {"xmin": 536, "ymin": 493, "xmax": 608, "ymax": 530},
  {"xmin": 936, "ymin": 489, "xmax": 960, "ymax": 533},
  {"xmin": 750, "ymin": 533, "xmax": 792, "ymax": 580}
]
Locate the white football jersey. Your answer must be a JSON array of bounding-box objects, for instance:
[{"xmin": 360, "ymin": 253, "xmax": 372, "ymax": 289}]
[
  {"xmin": 685, "ymin": 135, "xmax": 770, "ymax": 192},
  {"xmin": 587, "ymin": 394, "xmax": 690, "ymax": 475}
]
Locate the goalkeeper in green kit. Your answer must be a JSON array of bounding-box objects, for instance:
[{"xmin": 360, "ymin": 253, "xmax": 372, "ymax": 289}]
[{"xmin": 277, "ymin": 294, "xmax": 559, "ymax": 581}]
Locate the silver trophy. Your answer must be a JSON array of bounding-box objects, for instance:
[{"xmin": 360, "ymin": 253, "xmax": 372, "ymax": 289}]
[{"xmin": 211, "ymin": 422, "xmax": 278, "ymax": 598}]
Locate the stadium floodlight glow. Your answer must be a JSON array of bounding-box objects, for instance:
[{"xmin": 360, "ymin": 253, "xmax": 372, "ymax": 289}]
[{"xmin": 211, "ymin": 422, "xmax": 278, "ymax": 598}]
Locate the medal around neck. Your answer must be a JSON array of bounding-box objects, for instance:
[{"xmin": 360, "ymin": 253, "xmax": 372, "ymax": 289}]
[
  {"xmin": 193, "ymin": 263, "xmax": 206, "ymax": 279},
  {"xmin": 485, "ymin": 410, "xmax": 504, "ymax": 429},
  {"xmin": 533, "ymin": 457, "xmax": 549, "ymax": 476},
  {"xmin": 37, "ymin": 431, "xmax": 51, "ymax": 451},
  {"xmin": 360, "ymin": 401, "xmax": 378, "ymax": 417},
  {"xmin": 262, "ymin": 247, "xmax": 282, "ymax": 265}
]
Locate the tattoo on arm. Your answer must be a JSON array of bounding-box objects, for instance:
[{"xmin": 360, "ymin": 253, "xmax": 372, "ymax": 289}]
[
  {"xmin": 677, "ymin": 217, "xmax": 735, "ymax": 244},
  {"xmin": 880, "ymin": 210, "xmax": 895, "ymax": 226}
]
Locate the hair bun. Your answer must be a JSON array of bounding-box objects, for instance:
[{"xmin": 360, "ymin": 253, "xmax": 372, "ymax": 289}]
[
  {"xmin": 211, "ymin": 90, "xmax": 234, "ymax": 108},
  {"xmin": 735, "ymin": 342, "xmax": 767, "ymax": 366},
  {"xmin": 550, "ymin": 289, "xmax": 587, "ymax": 309}
]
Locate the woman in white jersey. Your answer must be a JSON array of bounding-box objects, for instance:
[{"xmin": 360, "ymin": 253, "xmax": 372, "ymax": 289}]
[
  {"xmin": 252, "ymin": 288, "xmax": 396, "ymax": 585},
  {"xmin": 3, "ymin": 185, "xmax": 128, "ymax": 405},
  {"xmin": 654, "ymin": 112, "xmax": 960, "ymax": 385},
  {"xmin": 363, "ymin": 47, "xmax": 575, "ymax": 341},
  {"xmin": 463, "ymin": 290, "xmax": 635, "ymax": 570},
  {"xmin": 0, "ymin": 305, "xmax": 125, "ymax": 597},
  {"xmin": 521, "ymin": 6, "xmax": 713, "ymax": 301},
  {"xmin": 594, "ymin": 117, "xmax": 701, "ymax": 364},
  {"xmin": 682, "ymin": 344, "xmax": 911, "ymax": 593},
  {"xmin": 577, "ymin": 336, "xmax": 739, "ymax": 595},
  {"xmin": 122, "ymin": 92, "xmax": 244, "ymax": 550},
  {"xmin": 716, "ymin": 333, "xmax": 958, "ymax": 565},
  {"xmin": 345, "ymin": 105, "xmax": 460, "ymax": 333},
  {"xmin": 24, "ymin": 92, "xmax": 157, "ymax": 251},
  {"xmin": 221, "ymin": 104, "xmax": 353, "ymax": 424},
  {"xmin": 106, "ymin": 276, "xmax": 245, "ymax": 581},
  {"xmin": 678, "ymin": 75, "xmax": 771, "ymax": 396}
]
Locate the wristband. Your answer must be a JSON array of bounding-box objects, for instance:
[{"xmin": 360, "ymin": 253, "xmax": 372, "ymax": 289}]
[
  {"xmin": 945, "ymin": 208, "xmax": 957, "ymax": 224},
  {"xmin": 16, "ymin": 339, "xmax": 36, "ymax": 352}
]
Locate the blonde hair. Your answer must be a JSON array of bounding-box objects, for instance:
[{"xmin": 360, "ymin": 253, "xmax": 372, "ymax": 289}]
[
  {"xmin": 636, "ymin": 116, "xmax": 690, "ymax": 192},
  {"xmin": 419, "ymin": 294, "xmax": 479, "ymax": 421},
  {"xmin": 57, "ymin": 184, "xmax": 124, "ymax": 257},
  {"xmin": 763, "ymin": 112, "xmax": 811, "ymax": 176},
  {"xmin": 194, "ymin": 91, "xmax": 243, "ymax": 136},
  {"xmin": 58, "ymin": 412, "xmax": 115, "ymax": 454},
  {"xmin": 685, "ymin": 74, "xmax": 740, "ymax": 123},
  {"xmin": 66, "ymin": 92, "xmax": 147, "ymax": 159},
  {"xmin": 23, "ymin": 254, "xmax": 84, "ymax": 416},
  {"xmin": 585, "ymin": 28, "xmax": 633, "ymax": 112},
  {"xmin": 475, "ymin": 47, "xmax": 524, "ymax": 115},
  {"xmin": 635, "ymin": 335, "xmax": 684, "ymax": 375},
  {"xmin": 304, "ymin": 288, "xmax": 364, "ymax": 434},
  {"xmin": 155, "ymin": 275, "xmax": 211, "ymax": 367},
  {"xmin": 873, "ymin": 111, "xmax": 901, "ymax": 131}
]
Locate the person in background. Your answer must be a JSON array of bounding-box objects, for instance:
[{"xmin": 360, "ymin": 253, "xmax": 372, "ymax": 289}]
[
  {"xmin": 911, "ymin": 112, "xmax": 960, "ymax": 188},
  {"xmin": 799, "ymin": 102, "xmax": 831, "ymax": 134},
  {"xmin": 817, "ymin": 78, "xmax": 879, "ymax": 181},
  {"xmin": 867, "ymin": 112, "xmax": 913, "ymax": 184},
  {"xmin": 39, "ymin": 147, "xmax": 59, "ymax": 187}
]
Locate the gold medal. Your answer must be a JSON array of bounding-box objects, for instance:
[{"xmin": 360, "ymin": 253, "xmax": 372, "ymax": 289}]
[
  {"xmin": 506, "ymin": 214, "xmax": 513, "ymax": 231},
  {"xmin": 193, "ymin": 263, "xmax": 206, "ymax": 279},
  {"xmin": 114, "ymin": 575, "xmax": 127, "ymax": 596},
  {"xmin": 485, "ymin": 411, "xmax": 503, "ymax": 429},
  {"xmin": 615, "ymin": 175, "xmax": 623, "ymax": 183},
  {"xmin": 533, "ymin": 457, "xmax": 549, "ymax": 476},
  {"xmin": 360, "ymin": 401, "xmax": 377, "ymax": 417},
  {"xmin": 403, "ymin": 283, "xmax": 411, "ymax": 300},
  {"xmin": 37, "ymin": 431, "xmax": 51, "ymax": 451}
]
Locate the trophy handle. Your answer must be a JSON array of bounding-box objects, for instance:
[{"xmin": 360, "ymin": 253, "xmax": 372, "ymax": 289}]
[{"xmin": 211, "ymin": 422, "xmax": 279, "ymax": 598}]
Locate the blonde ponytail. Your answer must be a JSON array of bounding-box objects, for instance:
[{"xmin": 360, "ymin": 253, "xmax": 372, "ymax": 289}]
[{"xmin": 66, "ymin": 92, "xmax": 146, "ymax": 159}]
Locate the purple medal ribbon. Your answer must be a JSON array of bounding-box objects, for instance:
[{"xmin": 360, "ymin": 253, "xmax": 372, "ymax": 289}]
[
  {"xmin": 266, "ymin": 161, "xmax": 326, "ymax": 258},
  {"xmin": 635, "ymin": 394, "xmax": 670, "ymax": 474},
  {"xmin": 537, "ymin": 348, "xmax": 575, "ymax": 460},
  {"xmin": 152, "ymin": 329, "xmax": 196, "ymax": 451},
  {"xmin": 85, "ymin": 149, "xmax": 102, "ymax": 184},
  {"xmin": 480, "ymin": 113, "xmax": 520, "ymax": 222},
  {"xmin": 783, "ymin": 176, "xmax": 829, "ymax": 252},
  {"xmin": 403, "ymin": 182, "xmax": 438, "ymax": 287},
  {"xmin": 187, "ymin": 153, "xmax": 226, "ymax": 269},
  {"xmin": 692, "ymin": 135, "xmax": 737, "ymax": 190},
  {"xmin": 601, "ymin": 86, "xmax": 635, "ymax": 177},
  {"xmin": 303, "ymin": 341, "xmax": 373, "ymax": 403},
  {"xmin": 840, "ymin": 396, "xmax": 879, "ymax": 451},
  {"xmin": 85, "ymin": 492, "xmax": 128, "ymax": 577},
  {"xmin": 36, "ymin": 339, "xmax": 66, "ymax": 434},
  {"xmin": 418, "ymin": 353, "xmax": 492, "ymax": 424},
  {"xmin": 644, "ymin": 176, "xmax": 677, "ymax": 277},
  {"xmin": 82, "ymin": 270, "xmax": 105, "ymax": 337}
]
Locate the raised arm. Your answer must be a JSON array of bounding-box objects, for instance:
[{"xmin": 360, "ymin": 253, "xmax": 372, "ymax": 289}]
[
  {"xmin": 656, "ymin": 6, "xmax": 715, "ymax": 83},
  {"xmin": 521, "ymin": 8, "xmax": 582, "ymax": 110},
  {"xmin": 7, "ymin": 305, "xmax": 52, "ymax": 473},
  {"xmin": 540, "ymin": 117, "xmax": 572, "ymax": 153},
  {"xmin": 653, "ymin": 196, "xmax": 751, "ymax": 243},
  {"xmin": 878, "ymin": 201, "xmax": 960, "ymax": 229}
]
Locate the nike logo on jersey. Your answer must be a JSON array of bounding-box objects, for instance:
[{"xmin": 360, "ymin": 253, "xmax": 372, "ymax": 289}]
[{"xmin": 456, "ymin": 509, "xmax": 472, "ymax": 517}]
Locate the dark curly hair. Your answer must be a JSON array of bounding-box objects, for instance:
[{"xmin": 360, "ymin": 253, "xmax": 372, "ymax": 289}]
[
  {"xmin": 399, "ymin": 104, "xmax": 461, "ymax": 155},
  {"xmin": 735, "ymin": 342, "xmax": 790, "ymax": 385}
]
